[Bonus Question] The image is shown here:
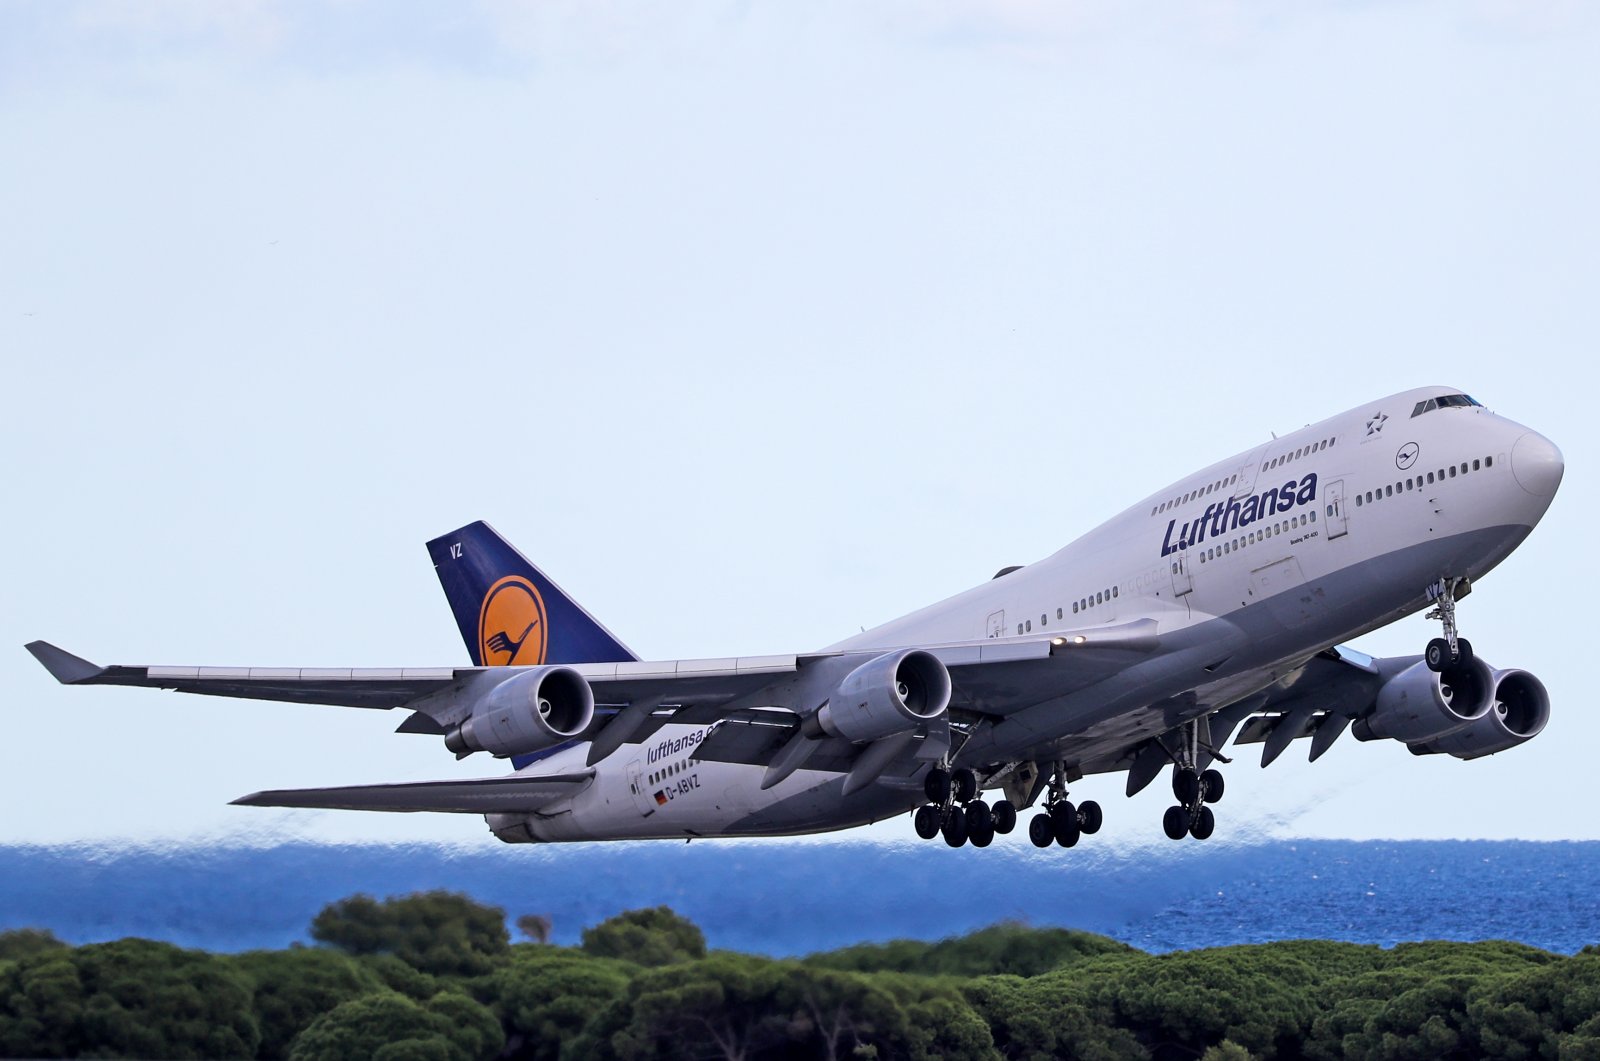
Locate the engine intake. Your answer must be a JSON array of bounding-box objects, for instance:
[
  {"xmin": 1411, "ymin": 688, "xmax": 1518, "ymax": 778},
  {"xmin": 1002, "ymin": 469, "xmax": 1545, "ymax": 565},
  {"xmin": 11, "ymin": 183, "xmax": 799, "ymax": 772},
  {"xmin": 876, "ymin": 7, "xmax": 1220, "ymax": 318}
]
[
  {"xmin": 804, "ymin": 650, "xmax": 952, "ymax": 744},
  {"xmin": 1409, "ymin": 669, "xmax": 1550, "ymax": 760},
  {"xmin": 1352, "ymin": 656, "xmax": 1494, "ymax": 744},
  {"xmin": 444, "ymin": 666, "xmax": 594, "ymax": 758}
]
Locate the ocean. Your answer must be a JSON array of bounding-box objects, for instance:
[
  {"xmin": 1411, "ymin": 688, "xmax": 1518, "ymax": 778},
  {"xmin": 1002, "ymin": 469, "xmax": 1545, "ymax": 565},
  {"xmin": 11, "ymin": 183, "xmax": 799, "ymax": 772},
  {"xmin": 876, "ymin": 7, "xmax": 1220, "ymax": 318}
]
[{"xmin": 1, "ymin": 839, "xmax": 1594, "ymax": 956}]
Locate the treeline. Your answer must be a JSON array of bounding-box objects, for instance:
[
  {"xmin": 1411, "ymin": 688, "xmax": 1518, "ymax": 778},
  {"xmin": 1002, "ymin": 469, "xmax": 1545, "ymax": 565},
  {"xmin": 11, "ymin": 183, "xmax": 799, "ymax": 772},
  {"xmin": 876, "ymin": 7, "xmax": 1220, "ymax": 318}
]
[{"xmin": 1, "ymin": 892, "xmax": 1598, "ymax": 1060}]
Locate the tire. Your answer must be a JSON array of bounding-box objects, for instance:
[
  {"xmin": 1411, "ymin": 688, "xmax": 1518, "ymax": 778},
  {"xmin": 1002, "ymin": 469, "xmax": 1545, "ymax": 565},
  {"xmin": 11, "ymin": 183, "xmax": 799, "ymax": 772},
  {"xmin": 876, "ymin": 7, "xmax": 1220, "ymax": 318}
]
[
  {"xmin": 1426, "ymin": 638, "xmax": 1451, "ymax": 672},
  {"xmin": 942, "ymin": 806, "xmax": 968, "ymax": 848},
  {"xmin": 1078, "ymin": 800, "xmax": 1103, "ymax": 835},
  {"xmin": 1163, "ymin": 805, "xmax": 1190, "ymax": 840},
  {"xmin": 1173, "ymin": 767, "xmax": 1200, "ymax": 804},
  {"xmin": 1190, "ymin": 804, "xmax": 1216, "ymax": 840},
  {"xmin": 991, "ymin": 800, "xmax": 1018, "ymax": 835},
  {"xmin": 1456, "ymin": 638, "xmax": 1474, "ymax": 665},
  {"xmin": 1051, "ymin": 801, "xmax": 1081, "ymax": 847},
  {"xmin": 969, "ymin": 821, "xmax": 995, "ymax": 848},
  {"xmin": 913, "ymin": 804, "xmax": 941, "ymax": 840},
  {"xmin": 967, "ymin": 800, "xmax": 993, "ymax": 835},
  {"xmin": 1201, "ymin": 769, "xmax": 1225, "ymax": 804},
  {"xmin": 924, "ymin": 768, "xmax": 951, "ymax": 804},
  {"xmin": 1028, "ymin": 813, "xmax": 1054, "ymax": 848},
  {"xmin": 952, "ymin": 768, "xmax": 979, "ymax": 803}
]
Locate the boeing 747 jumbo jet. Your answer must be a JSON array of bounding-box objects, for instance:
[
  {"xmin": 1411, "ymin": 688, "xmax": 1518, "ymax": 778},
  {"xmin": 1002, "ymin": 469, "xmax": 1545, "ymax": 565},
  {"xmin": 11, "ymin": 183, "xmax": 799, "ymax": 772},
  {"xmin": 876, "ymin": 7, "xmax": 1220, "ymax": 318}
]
[{"xmin": 28, "ymin": 386, "xmax": 1563, "ymax": 849}]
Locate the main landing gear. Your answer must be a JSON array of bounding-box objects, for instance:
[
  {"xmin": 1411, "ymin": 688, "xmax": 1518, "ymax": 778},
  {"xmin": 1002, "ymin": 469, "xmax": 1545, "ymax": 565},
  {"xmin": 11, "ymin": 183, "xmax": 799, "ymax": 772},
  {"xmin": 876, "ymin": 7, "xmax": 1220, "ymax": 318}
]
[
  {"xmin": 1026, "ymin": 761, "xmax": 1103, "ymax": 850},
  {"xmin": 913, "ymin": 766, "xmax": 1018, "ymax": 849},
  {"xmin": 1162, "ymin": 720, "xmax": 1225, "ymax": 841},
  {"xmin": 1424, "ymin": 577, "xmax": 1474, "ymax": 673},
  {"xmin": 1162, "ymin": 766, "xmax": 1224, "ymax": 840}
]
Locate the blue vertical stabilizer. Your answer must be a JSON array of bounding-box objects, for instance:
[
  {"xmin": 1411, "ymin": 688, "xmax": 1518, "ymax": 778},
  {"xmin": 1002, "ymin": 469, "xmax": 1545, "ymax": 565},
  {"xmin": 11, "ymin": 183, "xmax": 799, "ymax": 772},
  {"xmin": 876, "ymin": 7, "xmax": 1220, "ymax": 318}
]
[{"xmin": 425, "ymin": 521, "xmax": 638, "ymax": 668}]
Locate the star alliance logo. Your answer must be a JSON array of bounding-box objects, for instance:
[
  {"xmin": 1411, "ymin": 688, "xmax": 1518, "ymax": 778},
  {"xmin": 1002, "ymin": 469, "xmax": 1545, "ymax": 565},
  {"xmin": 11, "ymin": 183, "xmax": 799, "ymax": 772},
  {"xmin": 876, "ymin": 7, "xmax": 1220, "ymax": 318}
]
[{"xmin": 1367, "ymin": 411, "xmax": 1388, "ymax": 436}]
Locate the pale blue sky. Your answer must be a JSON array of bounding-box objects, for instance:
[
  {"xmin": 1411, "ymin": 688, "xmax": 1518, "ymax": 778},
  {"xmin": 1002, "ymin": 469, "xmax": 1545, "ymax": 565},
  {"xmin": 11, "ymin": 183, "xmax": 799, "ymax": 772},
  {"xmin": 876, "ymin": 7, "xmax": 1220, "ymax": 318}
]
[{"xmin": 3, "ymin": 1, "xmax": 1595, "ymax": 847}]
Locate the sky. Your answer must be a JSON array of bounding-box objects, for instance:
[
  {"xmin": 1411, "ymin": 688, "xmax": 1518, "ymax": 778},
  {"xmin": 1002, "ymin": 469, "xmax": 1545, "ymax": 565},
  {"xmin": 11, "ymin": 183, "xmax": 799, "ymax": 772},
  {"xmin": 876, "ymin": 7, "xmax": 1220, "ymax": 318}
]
[{"xmin": 3, "ymin": 0, "xmax": 1596, "ymax": 850}]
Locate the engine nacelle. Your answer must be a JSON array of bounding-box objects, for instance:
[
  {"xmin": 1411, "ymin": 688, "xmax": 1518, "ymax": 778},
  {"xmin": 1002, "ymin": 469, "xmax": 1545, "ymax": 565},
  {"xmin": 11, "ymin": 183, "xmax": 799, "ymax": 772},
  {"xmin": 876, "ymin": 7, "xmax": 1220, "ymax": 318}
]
[
  {"xmin": 1409, "ymin": 669, "xmax": 1550, "ymax": 760},
  {"xmin": 803, "ymin": 649, "xmax": 952, "ymax": 744},
  {"xmin": 443, "ymin": 666, "xmax": 594, "ymax": 758},
  {"xmin": 1352, "ymin": 656, "xmax": 1495, "ymax": 744}
]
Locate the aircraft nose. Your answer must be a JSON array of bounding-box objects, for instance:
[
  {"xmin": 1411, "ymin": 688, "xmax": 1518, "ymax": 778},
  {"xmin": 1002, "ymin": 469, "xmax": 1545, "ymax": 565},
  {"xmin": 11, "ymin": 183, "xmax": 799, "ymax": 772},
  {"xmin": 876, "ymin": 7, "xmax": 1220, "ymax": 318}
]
[{"xmin": 1511, "ymin": 432, "xmax": 1564, "ymax": 497}]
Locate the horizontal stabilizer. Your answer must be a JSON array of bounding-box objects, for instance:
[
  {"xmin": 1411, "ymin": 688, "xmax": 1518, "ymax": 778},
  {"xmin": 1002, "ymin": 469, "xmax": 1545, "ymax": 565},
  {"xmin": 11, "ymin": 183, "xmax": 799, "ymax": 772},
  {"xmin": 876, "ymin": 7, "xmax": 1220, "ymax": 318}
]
[{"xmin": 231, "ymin": 772, "xmax": 592, "ymax": 814}]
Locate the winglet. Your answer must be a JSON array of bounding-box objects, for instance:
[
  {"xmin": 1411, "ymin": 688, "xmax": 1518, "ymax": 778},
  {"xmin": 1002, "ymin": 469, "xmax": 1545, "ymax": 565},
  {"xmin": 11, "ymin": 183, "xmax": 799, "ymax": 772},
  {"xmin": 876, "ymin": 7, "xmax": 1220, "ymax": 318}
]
[{"xmin": 24, "ymin": 641, "xmax": 106, "ymax": 684}]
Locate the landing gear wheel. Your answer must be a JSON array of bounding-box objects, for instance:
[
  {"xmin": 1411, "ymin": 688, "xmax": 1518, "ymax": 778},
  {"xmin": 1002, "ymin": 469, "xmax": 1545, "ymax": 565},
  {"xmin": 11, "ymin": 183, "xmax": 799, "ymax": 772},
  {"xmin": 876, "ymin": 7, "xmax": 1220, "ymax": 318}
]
[
  {"xmin": 942, "ymin": 806, "xmax": 968, "ymax": 848},
  {"xmin": 1201, "ymin": 770, "xmax": 1225, "ymax": 804},
  {"xmin": 924, "ymin": 768, "xmax": 951, "ymax": 804},
  {"xmin": 966, "ymin": 800, "xmax": 993, "ymax": 836},
  {"xmin": 991, "ymin": 800, "xmax": 1017, "ymax": 835},
  {"xmin": 951, "ymin": 768, "xmax": 978, "ymax": 803},
  {"xmin": 969, "ymin": 822, "xmax": 994, "ymax": 848},
  {"xmin": 1051, "ymin": 801, "xmax": 1081, "ymax": 847},
  {"xmin": 1163, "ymin": 805, "xmax": 1190, "ymax": 840},
  {"xmin": 1189, "ymin": 805, "xmax": 1216, "ymax": 840},
  {"xmin": 1456, "ymin": 638, "xmax": 1474, "ymax": 665},
  {"xmin": 1028, "ymin": 813, "xmax": 1054, "ymax": 848},
  {"xmin": 1426, "ymin": 638, "xmax": 1451, "ymax": 672},
  {"xmin": 1078, "ymin": 800, "xmax": 1103, "ymax": 835},
  {"xmin": 1173, "ymin": 767, "xmax": 1200, "ymax": 805},
  {"xmin": 913, "ymin": 804, "xmax": 940, "ymax": 840}
]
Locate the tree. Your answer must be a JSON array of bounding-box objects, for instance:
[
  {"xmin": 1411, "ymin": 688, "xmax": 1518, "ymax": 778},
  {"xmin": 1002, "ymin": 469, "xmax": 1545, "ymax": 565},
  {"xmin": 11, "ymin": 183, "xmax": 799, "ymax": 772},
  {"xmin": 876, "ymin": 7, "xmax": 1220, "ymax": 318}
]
[
  {"xmin": 0, "ymin": 938, "xmax": 259, "ymax": 1059},
  {"xmin": 311, "ymin": 891, "xmax": 510, "ymax": 977},
  {"xmin": 287, "ymin": 990, "xmax": 502, "ymax": 1061},
  {"xmin": 1025, "ymin": 947, "xmax": 1317, "ymax": 1060},
  {"xmin": 231, "ymin": 946, "xmax": 387, "ymax": 1059},
  {"xmin": 1467, "ymin": 949, "xmax": 1600, "ymax": 1058},
  {"xmin": 0, "ymin": 928, "xmax": 68, "ymax": 963},
  {"xmin": 809, "ymin": 923, "xmax": 1135, "ymax": 979},
  {"xmin": 581, "ymin": 907, "xmax": 706, "ymax": 967},
  {"xmin": 518, "ymin": 914, "xmax": 554, "ymax": 944},
  {"xmin": 1303, "ymin": 940, "xmax": 1556, "ymax": 1061},
  {"xmin": 477, "ymin": 948, "xmax": 634, "ymax": 1060},
  {"xmin": 573, "ymin": 953, "xmax": 929, "ymax": 1061}
]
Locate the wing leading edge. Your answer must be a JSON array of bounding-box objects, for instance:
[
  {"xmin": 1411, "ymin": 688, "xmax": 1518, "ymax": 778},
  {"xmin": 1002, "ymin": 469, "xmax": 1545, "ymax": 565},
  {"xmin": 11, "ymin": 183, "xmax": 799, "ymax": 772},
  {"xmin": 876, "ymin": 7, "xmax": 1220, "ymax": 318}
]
[{"xmin": 231, "ymin": 772, "xmax": 593, "ymax": 814}]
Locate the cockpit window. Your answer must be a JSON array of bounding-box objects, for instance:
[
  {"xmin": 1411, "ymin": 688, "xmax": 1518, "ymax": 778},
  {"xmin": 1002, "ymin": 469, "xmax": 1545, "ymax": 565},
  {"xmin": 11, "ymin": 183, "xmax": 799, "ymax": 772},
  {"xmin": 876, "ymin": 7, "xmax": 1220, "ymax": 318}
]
[{"xmin": 1411, "ymin": 394, "xmax": 1482, "ymax": 417}]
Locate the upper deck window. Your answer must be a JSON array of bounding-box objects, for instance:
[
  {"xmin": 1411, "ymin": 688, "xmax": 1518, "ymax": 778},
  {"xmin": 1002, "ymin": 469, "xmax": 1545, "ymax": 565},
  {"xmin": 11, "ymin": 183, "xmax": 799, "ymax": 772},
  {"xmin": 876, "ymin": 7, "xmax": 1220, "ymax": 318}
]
[{"xmin": 1411, "ymin": 394, "xmax": 1483, "ymax": 417}]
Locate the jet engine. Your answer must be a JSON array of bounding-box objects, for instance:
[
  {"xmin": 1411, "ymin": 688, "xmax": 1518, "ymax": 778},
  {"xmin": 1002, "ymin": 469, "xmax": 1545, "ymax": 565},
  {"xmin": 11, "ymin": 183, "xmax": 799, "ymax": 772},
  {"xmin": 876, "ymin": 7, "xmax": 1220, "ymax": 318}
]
[
  {"xmin": 1409, "ymin": 669, "xmax": 1550, "ymax": 760},
  {"xmin": 443, "ymin": 666, "xmax": 595, "ymax": 758},
  {"xmin": 1352, "ymin": 656, "xmax": 1495, "ymax": 745},
  {"xmin": 802, "ymin": 649, "xmax": 952, "ymax": 744}
]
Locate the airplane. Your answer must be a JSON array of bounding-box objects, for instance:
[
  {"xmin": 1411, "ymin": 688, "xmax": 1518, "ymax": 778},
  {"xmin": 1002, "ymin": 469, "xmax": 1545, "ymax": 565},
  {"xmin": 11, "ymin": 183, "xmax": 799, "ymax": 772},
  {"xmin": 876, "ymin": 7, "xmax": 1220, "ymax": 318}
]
[{"xmin": 26, "ymin": 385, "xmax": 1564, "ymax": 849}]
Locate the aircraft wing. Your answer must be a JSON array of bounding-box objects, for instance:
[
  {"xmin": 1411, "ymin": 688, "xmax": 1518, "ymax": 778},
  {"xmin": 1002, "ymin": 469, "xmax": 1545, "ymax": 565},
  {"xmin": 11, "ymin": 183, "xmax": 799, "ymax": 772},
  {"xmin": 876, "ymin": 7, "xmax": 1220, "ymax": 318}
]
[
  {"xmin": 231, "ymin": 772, "xmax": 592, "ymax": 813},
  {"xmin": 26, "ymin": 619, "xmax": 1161, "ymax": 735}
]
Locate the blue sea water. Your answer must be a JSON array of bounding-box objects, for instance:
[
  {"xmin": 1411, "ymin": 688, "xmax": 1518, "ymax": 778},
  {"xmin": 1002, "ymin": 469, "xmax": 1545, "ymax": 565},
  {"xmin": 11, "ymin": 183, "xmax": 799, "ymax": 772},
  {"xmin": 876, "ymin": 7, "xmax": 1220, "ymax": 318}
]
[{"xmin": 0, "ymin": 839, "xmax": 1594, "ymax": 957}]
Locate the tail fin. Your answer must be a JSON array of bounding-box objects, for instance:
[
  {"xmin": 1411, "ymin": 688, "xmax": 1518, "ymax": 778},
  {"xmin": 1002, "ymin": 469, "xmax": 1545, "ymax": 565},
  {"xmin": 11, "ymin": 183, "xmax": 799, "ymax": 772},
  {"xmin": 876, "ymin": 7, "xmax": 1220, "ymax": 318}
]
[{"xmin": 426, "ymin": 521, "xmax": 638, "ymax": 667}]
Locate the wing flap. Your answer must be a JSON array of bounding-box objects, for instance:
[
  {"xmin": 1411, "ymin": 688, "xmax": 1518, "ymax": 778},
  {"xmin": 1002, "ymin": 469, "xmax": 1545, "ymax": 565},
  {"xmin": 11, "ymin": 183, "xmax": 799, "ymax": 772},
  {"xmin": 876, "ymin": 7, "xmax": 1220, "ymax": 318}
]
[{"xmin": 231, "ymin": 772, "xmax": 592, "ymax": 814}]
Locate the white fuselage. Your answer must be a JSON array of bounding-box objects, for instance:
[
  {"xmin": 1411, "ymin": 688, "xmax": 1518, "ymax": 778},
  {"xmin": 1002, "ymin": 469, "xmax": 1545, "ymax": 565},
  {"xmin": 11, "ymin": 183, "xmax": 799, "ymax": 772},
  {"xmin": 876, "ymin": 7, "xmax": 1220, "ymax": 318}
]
[{"xmin": 493, "ymin": 387, "xmax": 1562, "ymax": 842}]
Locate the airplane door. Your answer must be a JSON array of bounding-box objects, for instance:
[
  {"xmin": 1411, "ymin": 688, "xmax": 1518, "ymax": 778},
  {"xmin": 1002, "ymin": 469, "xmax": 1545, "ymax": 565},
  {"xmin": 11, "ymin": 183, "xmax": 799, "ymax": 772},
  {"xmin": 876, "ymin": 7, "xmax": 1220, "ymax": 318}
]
[
  {"xmin": 1325, "ymin": 479, "xmax": 1350, "ymax": 540},
  {"xmin": 1169, "ymin": 552, "xmax": 1194, "ymax": 596},
  {"xmin": 986, "ymin": 610, "xmax": 1006, "ymax": 639},
  {"xmin": 1232, "ymin": 448, "xmax": 1266, "ymax": 499},
  {"xmin": 626, "ymin": 759, "xmax": 657, "ymax": 817}
]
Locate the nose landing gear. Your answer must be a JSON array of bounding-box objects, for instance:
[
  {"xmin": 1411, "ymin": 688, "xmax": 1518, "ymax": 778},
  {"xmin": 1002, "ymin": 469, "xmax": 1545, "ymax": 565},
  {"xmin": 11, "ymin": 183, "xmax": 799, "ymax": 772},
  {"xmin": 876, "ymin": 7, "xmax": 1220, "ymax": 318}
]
[{"xmin": 1425, "ymin": 577, "xmax": 1474, "ymax": 672}]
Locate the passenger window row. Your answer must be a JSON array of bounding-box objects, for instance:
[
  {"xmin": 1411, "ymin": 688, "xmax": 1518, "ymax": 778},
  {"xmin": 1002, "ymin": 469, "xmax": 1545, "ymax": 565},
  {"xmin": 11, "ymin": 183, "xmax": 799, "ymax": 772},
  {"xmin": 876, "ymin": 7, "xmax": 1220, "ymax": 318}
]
[
  {"xmin": 1263, "ymin": 436, "xmax": 1335, "ymax": 474},
  {"xmin": 1353, "ymin": 456, "xmax": 1494, "ymax": 508},
  {"xmin": 1020, "ymin": 586, "xmax": 1123, "ymax": 634},
  {"xmin": 650, "ymin": 761, "xmax": 687, "ymax": 786},
  {"xmin": 1196, "ymin": 511, "xmax": 1317, "ymax": 565},
  {"xmin": 1152, "ymin": 474, "xmax": 1239, "ymax": 518}
]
